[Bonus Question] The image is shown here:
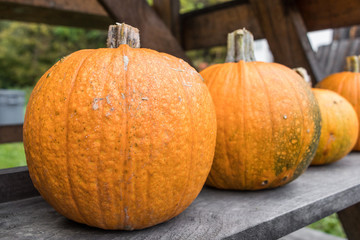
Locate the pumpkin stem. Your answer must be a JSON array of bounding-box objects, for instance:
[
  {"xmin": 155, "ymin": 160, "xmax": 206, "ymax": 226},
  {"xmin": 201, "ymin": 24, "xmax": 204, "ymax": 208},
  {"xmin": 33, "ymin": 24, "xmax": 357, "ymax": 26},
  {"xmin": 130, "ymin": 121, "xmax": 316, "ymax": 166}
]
[
  {"xmin": 225, "ymin": 28, "xmax": 256, "ymax": 63},
  {"xmin": 107, "ymin": 23, "xmax": 140, "ymax": 48},
  {"xmin": 346, "ymin": 56, "xmax": 360, "ymax": 72},
  {"xmin": 293, "ymin": 67, "xmax": 312, "ymax": 87}
]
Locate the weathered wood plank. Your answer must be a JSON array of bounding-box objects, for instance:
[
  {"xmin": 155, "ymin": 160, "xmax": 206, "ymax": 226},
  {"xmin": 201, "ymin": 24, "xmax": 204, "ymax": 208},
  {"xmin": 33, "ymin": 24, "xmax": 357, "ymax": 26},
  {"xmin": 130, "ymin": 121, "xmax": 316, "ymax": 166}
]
[
  {"xmin": 249, "ymin": 0, "xmax": 322, "ymax": 83},
  {"xmin": 287, "ymin": 0, "xmax": 324, "ymax": 83},
  {"xmin": 1, "ymin": 153, "xmax": 360, "ymax": 239},
  {"xmin": 181, "ymin": 0, "xmax": 262, "ymax": 50},
  {"xmin": 298, "ymin": 0, "xmax": 360, "ymax": 32},
  {"xmin": 98, "ymin": 0, "xmax": 190, "ymax": 62},
  {"xmin": 0, "ymin": 166, "xmax": 38, "ymax": 203},
  {"xmin": 181, "ymin": 0, "xmax": 360, "ymax": 50},
  {"xmin": 0, "ymin": 124, "xmax": 23, "ymax": 143},
  {"xmin": 0, "ymin": 0, "xmax": 112, "ymax": 29},
  {"xmin": 338, "ymin": 202, "xmax": 360, "ymax": 240},
  {"xmin": 153, "ymin": 0, "xmax": 180, "ymax": 41}
]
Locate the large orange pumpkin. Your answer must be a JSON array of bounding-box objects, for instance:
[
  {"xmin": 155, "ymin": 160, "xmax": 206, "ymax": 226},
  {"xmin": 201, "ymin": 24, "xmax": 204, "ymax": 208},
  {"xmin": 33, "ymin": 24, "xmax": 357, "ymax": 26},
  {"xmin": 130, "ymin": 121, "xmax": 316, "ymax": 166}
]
[
  {"xmin": 23, "ymin": 24, "xmax": 217, "ymax": 230},
  {"xmin": 316, "ymin": 56, "xmax": 360, "ymax": 150},
  {"xmin": 200, "ymin": 29, "xmax": 321, "ymax": 190},
  {"xmin": 294, "ymin": 68, "xmax": 358, "ymax": 165}
]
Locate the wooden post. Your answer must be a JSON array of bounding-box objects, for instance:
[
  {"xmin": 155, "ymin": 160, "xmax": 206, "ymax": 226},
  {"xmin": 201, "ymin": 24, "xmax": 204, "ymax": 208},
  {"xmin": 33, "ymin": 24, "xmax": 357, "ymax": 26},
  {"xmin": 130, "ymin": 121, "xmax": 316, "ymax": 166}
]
[
  {"xmin": 249, "ymin": 0, "xmax": 323, "ymax": 84},
  {"xmin": 338, "ymin": 202, "xmax": 360, "ymax": 240},
  {"xmin": 97, "ymin": 0, "xmax": 190, "ymax": 63},
  {"xmin": 0, "ymin": 124, "xmax": 23, "ymax": 143},
  {"xmin": 153, "ymin": 0, "xmax": 180, "ymax": 41}
]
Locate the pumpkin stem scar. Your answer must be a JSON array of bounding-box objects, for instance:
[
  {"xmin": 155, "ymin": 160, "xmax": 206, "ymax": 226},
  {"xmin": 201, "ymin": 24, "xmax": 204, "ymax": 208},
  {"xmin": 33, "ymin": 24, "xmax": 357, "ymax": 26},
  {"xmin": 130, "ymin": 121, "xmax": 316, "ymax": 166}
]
[
  {"xmin": 346, "ymin": 56, "xmax": 360, "ymax": 72},
  {"xmin": 107, "ymin": 23, "xmax": 140, "ymax": 48},
  {"xmin": 225, "ymin": 28, "xmax": 255, "ymax": 63},
  {"xmin": 293, "ymin": 67, "xmax": 312, "ymax": 87}
]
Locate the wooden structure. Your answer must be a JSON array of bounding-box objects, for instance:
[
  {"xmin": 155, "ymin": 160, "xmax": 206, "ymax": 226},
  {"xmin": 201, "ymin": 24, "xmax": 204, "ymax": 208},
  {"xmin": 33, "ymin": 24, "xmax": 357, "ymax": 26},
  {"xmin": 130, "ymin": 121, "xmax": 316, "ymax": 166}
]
[
  {"xmin": 1, "ymin": 0, "xmax": 360, "ymax": 239},
  {"xmin": 316, "ymin": 26, "xmax": 360, "ymax": 77}
]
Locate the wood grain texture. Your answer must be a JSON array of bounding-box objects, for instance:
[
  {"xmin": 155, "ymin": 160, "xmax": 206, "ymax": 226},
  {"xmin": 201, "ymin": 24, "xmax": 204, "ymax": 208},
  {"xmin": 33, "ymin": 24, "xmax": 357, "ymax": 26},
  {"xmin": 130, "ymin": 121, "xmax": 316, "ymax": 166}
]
[
  {"xmin": 98, "ymin": 0, "xmax": 190, "ymax": 62},
  {"xmin": 0, "ymin": 167, "xmax": 38, "ymax": 203},
  {"xmin": 153, "ymin": 0, "xmax": 180, "ymax": 41},
  {"xmin": 250, "ymin": 0, "xmax": 322, "ymax": 83},
  {"xmin": 0, "ymin": 124, "xmax": 23, "ymax": 143},
  {"xmin": 2, "ymin": 153, "xmax": 360, "ymax": 239},
  {"xmin": 181, "ymin": 0, "xmax": 360, "ymax": 50},
  {"xmin": 338, "ymin": 202, "xmax": 360, "ymax": 240},
  {"xmin": 181, "ymin": 0, "xmax": 263, "ymax": 50},
  {"xmin": 0, "ymin": 0, "xmax": 112, "ymax": 29},
  {"xmin": 298, "ymin": 0, "xmax": 360, "ymax": 32}
]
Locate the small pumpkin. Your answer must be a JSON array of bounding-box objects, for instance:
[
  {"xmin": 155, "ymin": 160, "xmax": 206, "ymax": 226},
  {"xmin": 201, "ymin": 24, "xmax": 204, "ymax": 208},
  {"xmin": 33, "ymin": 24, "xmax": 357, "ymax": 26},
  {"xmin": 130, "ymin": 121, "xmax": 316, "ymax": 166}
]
[
  {"xmin": 295, "ymin": 68, "xmax": 358, "ymax": 165},
  {"xmin": 200, "ymin": 29, "xmax": 321, "ymax": 190},
  {"xmin": 316, "ymin": 56, "xmax": 360, "ymax": 150},
  {"xmin": 23, "ymin": 24, "xmax": 217, "ymax": 230}
]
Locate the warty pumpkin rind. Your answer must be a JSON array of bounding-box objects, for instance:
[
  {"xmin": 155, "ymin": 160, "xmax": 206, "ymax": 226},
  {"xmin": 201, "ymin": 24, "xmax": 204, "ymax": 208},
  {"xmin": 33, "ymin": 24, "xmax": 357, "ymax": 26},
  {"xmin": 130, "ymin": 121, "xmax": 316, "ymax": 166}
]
[
  {"xmin": 23, "ymin": 45, "xmax": 217, "ymax": 230},
  {"xmin": 310, "ymin": 89, "xmax": 358, "ymax": 165},
  {"xmin": 316, "ymin": 72, "xmax": 360, "ymax": 150},
  {"xmin": 201, "ymin": 61, "xmax": 321, "ymax": 190}
]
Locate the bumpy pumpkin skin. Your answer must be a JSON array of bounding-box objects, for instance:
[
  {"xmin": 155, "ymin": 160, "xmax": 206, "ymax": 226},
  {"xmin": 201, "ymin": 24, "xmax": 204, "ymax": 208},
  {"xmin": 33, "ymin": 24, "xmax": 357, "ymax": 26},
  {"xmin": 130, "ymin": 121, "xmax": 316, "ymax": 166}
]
[
  {"xmin": 23, "ymin": 45, "xmax": 217, "ymax": 230},
  {"xmin": 201, "ymin": 61, "xmax": 321, "ymax": 190},
  {"xmin": 311, "ymin": 89, "xmax": 358, "ymax": 165},
  {"xmin": 316, "ymin": 72, "xmax": 360, "ymax": 150}
]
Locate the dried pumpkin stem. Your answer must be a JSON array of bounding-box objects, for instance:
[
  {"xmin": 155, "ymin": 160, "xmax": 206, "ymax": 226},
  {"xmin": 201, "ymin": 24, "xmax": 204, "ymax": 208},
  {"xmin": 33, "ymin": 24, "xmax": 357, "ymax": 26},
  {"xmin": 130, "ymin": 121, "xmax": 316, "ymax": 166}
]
[
  {"xmin": 346, "ymin": 56, "xmax": 360, "ymax": 72},
  {"xmin": 107, "ymin": 23, "xmax": 140, "ymax": 48},
  {"xmin": 225, "ymin": 28, "xmax": 255, "ymax": 63},
  {"xmin": 293, "ymin": 67, "xmax": 312, "ymax": 87}
]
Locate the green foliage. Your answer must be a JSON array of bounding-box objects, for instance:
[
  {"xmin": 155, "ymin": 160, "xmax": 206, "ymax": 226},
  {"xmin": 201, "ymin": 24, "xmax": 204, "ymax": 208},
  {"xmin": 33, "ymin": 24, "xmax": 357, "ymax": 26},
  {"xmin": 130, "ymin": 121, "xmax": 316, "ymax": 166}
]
[
  {"xmin": 180, "ymin": 0, "xmax": 231, "ymax": 13},
  {"xmin": 0, "ymin": 21, "xmax": 106, "ymax": 89},
  {"xmin": 0, "ymin": 143, "xmax": 26, "ymax": 169},
  {"xmin": 308, "ymin": 214, "xmax": 346, "ymax": 238}
]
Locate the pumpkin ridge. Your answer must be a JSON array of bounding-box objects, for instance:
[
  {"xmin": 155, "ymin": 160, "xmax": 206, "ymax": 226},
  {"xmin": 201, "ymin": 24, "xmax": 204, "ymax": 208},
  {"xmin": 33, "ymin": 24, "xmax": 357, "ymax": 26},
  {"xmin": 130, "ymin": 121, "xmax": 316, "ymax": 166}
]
[
  {"xmin": 277, "ymin": 66, "xmax": 306, "ymax": 171},
  {"xmin": 97, "ymin": 49, "xmax": 119, "ymax": 227},
  {"xmin": 240, "ymin": 61, "xmax": 248, "ymax": 188},
  {"xmin": 274, "ymin": 66, "xmax": 311, "ymax": 180},
  {"xmin": 37, "ymin": 61, "xmax": 64, "ymax": 211},
  {"xmin": 65, "ymin": 50, "xmax": 95, "ymax": 225},
  {"xmin": 122, "ymin": 46, "xmax": 132, "ymax": 229},
  {"xmin": 252, "ymin": 63, "xmax": 275, "ymax": 184},
  {"xmin": 168, "ymin": 59, "xmax": 194, "ymax": 217},
  {"xmin": 338, "ymin": 73, "xmax": 349, "ymax": 95},
  {"xmin": 212, "ymin": 66, "xmax": 233, "ymax": 187}
]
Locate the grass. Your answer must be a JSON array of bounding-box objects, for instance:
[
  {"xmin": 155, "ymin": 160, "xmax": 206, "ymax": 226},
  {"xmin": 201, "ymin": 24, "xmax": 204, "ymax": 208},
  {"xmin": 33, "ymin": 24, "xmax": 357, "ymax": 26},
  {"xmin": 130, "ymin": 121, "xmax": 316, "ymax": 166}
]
[
  {"xmin": 308, "ymin": 213, "xmax": 346, "ymax": 238},
  {"xmin": 0, "ymin": 142, "xmax": 27, "ymax": 169}
]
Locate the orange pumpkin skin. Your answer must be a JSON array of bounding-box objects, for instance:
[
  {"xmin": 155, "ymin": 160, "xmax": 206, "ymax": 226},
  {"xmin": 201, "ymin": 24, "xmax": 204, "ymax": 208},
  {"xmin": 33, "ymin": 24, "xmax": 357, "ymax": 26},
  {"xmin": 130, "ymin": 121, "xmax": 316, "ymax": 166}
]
[
  {"xmin": 23, "ymin": 45, "xmax": 217, "ymax": 230},
  {"xmin": 201, "ymin": 61, "xmax": 321, "ymax": 190},
  {"xmin": 310, "ymin": 89, "xmax": 358, "ymax": 165},
  {"xmin": 316, "ymin": 72, "xmax": 360, "ymax": 150}
]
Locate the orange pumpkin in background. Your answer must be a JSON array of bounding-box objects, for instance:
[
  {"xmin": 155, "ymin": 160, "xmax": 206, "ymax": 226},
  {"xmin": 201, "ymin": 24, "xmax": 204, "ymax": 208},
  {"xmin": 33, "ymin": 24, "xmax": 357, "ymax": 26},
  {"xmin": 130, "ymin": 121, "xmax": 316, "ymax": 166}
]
[
  {"xmin": 294, "ymin": 68, "xmax": 358, "ymax": 165},
  {"xmin": 200, "ymin": 29, "xmax": 321, "ymax": 190},
  {"xmin": 316, "ymin": 56, "xmax": 360, "ymax": 150},
  {"xmin": 23, "ymin": 24, "xmax": 217, "ymax": 230}
]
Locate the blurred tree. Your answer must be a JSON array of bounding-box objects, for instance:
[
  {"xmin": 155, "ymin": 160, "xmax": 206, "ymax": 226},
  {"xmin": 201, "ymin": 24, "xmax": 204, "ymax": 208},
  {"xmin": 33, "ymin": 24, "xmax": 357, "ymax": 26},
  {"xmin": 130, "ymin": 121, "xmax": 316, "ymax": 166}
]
[{"xmin": 0, "ymin": 21, "xmax": 106, "ymax": 88}]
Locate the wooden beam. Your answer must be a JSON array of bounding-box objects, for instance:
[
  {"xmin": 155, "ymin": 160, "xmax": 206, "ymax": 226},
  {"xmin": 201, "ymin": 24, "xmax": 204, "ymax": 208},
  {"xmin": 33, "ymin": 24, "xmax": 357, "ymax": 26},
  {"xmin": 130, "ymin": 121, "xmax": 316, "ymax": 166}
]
[
  {"xmin": 297, "ymin": 0, "xmax": 360, "ymax": 32},
  {"xmin": 0, "ymin": 124, "xmax": 23, "ymax": 143},
  {"xmin": 181, "ymin": 0, "xmax": 360, "ymax": 50},
  {"xmin": 249, "ymin": 0, "xmax": 323, "ymax": 83},
  {"xmin": 0, "ymin": 166, "xmax": 38, "ymax": 203},
  {"xmin": 287, "ymin": 0, "xmax": 324, "ymax": 83},
  {"xmin": 0, "ymin": 0, "xmax": 112, "ymax": 29},
  {"xmin": 98, "ymin": 0, "xmax": 190, "ymax": 62},
  {"xmin": 181, "ymin": 0, "xmax": 263, "ymax": 50},
  {"xmin": 153, "ymin": 0, "xmax": 180, "ymax": 41},
  {"xmin": 338, "ymin": 202, "xmax": 360, "ymax": 240}
]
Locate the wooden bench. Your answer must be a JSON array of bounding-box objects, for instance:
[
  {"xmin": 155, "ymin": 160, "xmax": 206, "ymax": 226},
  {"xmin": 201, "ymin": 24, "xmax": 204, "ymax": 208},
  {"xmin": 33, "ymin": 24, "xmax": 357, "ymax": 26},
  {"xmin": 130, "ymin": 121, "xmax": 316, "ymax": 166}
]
[{"xmin": 1, "ymin": 153, "xmax": 360, "ymax": 239}]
